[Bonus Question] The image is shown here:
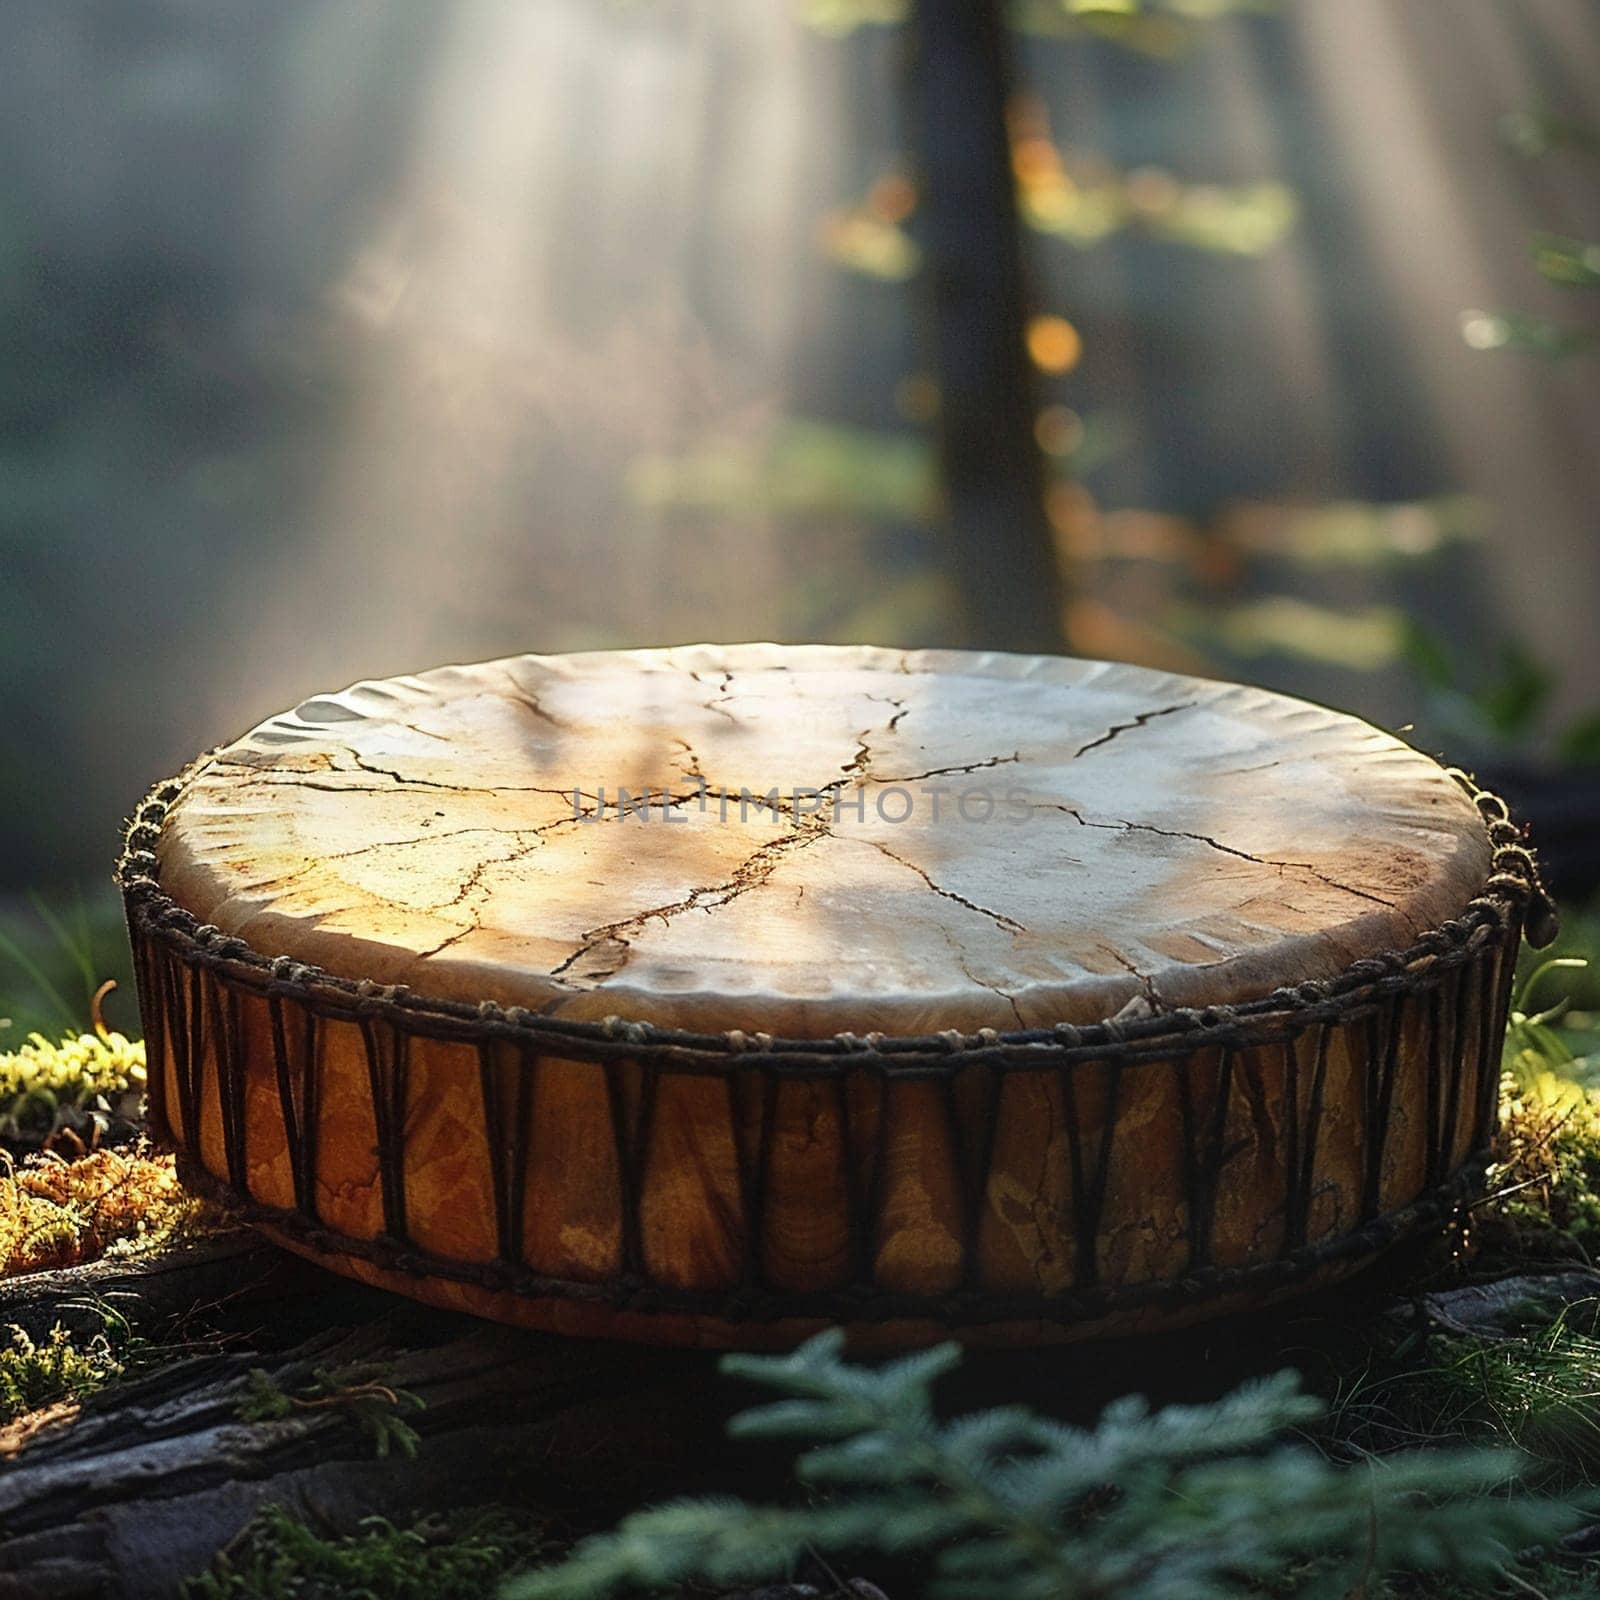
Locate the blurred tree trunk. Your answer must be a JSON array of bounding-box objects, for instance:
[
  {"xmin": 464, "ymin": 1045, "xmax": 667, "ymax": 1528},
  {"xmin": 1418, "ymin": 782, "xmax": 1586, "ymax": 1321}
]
[{"xmin": 906, "ymin": 0, "xmax": 1066, "ymax": 654}]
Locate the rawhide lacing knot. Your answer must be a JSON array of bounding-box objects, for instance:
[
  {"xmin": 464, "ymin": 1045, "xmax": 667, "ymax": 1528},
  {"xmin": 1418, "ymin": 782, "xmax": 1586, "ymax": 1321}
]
[
  {"xmin": 1493, "ymin": 842, "xmax": 1539, "ymax": 878},
  {"xmin": 1336, "ymin": 960, "xmax": 1383, "ymax": 988},
  {"xmin": 600, "ymin": 1015, "xmax": 652, "ymax": 1046},
  {"xmin": 123, "ymin": 849, "xmax": 158, "ymax": 880},
  {"xmin": 1051, "ymin": 1022, "xmax": 1084, "ymax": 1048},
  {"xmin": 1473, "ymin": 789, "xmax": 1510, "ymax": 822},
  {"xmin": 938, "ymin": 1029, "xmax": 967, "ymax": 1052},
  {"xmin": 269, "ymin": 955, "xmax": 311, "ymax": 988},
  {"xmin": 480, "ymin": 1261, "xmax": 515, "ymax": 1292},
  {"xmin": 1485, "ymin": 870, "xmax": 1534, "ymax": 904},
  {"xmin": 976, "ymin": 1028, "xmax": 1002, "ymax": 1049},
  {"xmin": 369, "ymin": 1235, "xmax": 418, "ymax": 1273},
  {"xmin": 354, "ymin": 978, "xmax": 398, "ymax": 1015}
]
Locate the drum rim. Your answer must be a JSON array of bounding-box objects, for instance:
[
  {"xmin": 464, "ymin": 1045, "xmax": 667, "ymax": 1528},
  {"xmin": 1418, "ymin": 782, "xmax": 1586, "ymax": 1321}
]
[{"xmin": 119, "ymin": 761, "xmax": 1551, "ymax": 1072}]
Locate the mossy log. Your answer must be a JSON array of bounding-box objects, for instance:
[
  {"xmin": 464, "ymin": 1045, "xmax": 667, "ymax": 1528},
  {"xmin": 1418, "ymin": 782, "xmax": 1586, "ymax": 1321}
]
[
  {"xmin": 0, "ymin": 1229, "xmax": 270, "ymax": 1344},
  {"xmin": 0, "ymin": 1240, "xmax": 720, "ymax": 1599}
]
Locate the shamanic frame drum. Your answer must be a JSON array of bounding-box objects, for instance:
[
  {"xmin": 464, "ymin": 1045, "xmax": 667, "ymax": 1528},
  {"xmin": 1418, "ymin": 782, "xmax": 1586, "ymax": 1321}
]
[{"xmin": 119, "ymin": 645, "xmax": 1553, "ymax": 1347}]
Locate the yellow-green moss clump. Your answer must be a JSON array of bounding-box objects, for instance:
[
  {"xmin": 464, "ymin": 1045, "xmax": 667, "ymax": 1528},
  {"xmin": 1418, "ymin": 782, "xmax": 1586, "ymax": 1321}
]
[
  {"xmin": 1, "ymin": 1145, "xmax": 203, "ymax": 1278},
  {"xmin": 0, "ymin": 1030, "xmax": 146, "ymax": 1150},
  {"xmin": 1491, "ymin": 1068, "xmax": 1600, "ymax": 1249},
  {"xmin": 0, "ymin": 1323, "xmax": 123, "ymax": 1426}
]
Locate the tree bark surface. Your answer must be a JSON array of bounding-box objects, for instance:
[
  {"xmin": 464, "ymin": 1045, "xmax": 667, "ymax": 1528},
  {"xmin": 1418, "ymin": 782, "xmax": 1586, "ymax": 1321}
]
[{"xmin": 0, "ymin": 1243, "xmax": 721, "ymax": 1599}]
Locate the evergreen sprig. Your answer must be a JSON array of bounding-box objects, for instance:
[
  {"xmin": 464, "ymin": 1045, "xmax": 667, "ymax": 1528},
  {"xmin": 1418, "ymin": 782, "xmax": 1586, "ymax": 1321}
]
[
  {"xmin": 508, "ymin": 1331, "xmax": 1585, "ymax": 1600},
  {"xmin": 183, "ymin": 1506, "xmax": 541, "ymax": 1600}
]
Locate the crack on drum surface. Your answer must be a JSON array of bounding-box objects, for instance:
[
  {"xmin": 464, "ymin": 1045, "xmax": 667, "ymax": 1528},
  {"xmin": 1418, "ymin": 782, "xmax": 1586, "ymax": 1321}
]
[
  {"xmin": 865, "ymin": 693, "xmax": 909, "ymax": 734},
  {"xmin": 1104, "ymin": 946, "xmax": 1163, "ymax": 1010},
  {"xmin": 690, "ymin": 669, "xmax": 739, "ymax": 725},
  {"xmin": 548, "ymin": 819, "xmax": 833, "ymax": 985},
  {"xmin": 817, "ymin": 696, "xmax": 914, "ymax": 796},
  {"xmin": 210, "ymin": 753, "xmax": 600, "ymax": 803},
  {"xmin": 865, "ymin": 752, "xmax": 1021, "ymax": 786},
  {"xmin": 1073, "ymin": 701, "xmax": 1196, "ymax": 759},
  {"xmin": 866, "ymin": 841, "xmax": 1025, "ymax": 935},
  {"xmin": 958, "ymin": 959, "xmax": 1026, "ymax": 1027},
  {"xmin": 1043, "ymin": 804, "xmax": 1402, "ymax": 914},
  {"xmin": 246, "ymin": 824, "xmax": 556, "ymax": 897},
  {"xmin": 497, "ymin": 671, "xmax": 574, "ymax": 731}
]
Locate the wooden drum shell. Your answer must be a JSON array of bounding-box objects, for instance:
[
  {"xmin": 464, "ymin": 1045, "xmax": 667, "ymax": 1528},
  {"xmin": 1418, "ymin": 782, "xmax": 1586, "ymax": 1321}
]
[{"xmin": 122, "ymin": 795, "xmax": 1531, "ymax": 1348}]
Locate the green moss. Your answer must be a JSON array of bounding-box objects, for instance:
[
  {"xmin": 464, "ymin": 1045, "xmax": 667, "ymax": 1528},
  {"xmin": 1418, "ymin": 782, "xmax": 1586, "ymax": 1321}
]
[
  {"xmin": 0, "ymin": 1322, "xmax": 122, "ymax": 1425},
  {"xmin": 1318, "ymin": 954, "xmax": 1600, "ymax": 1505},
  {"xmin": 236, "ymin": 1363, "xmax": 425, "ymax": 1460},
  {"xmin": 1482, "ymin": 951, "xmax": 1600, "ymax": 1255},
  {"xmin": 181, "ymin": 1506, "xmax": 544, "ymax": 1600}
]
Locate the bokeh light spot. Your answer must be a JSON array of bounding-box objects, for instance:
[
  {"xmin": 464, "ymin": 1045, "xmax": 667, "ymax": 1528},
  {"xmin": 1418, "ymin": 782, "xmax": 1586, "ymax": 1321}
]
[{"xmin": 1026, "ymin": 315, "xmax": 1083, "ymax": 374}]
